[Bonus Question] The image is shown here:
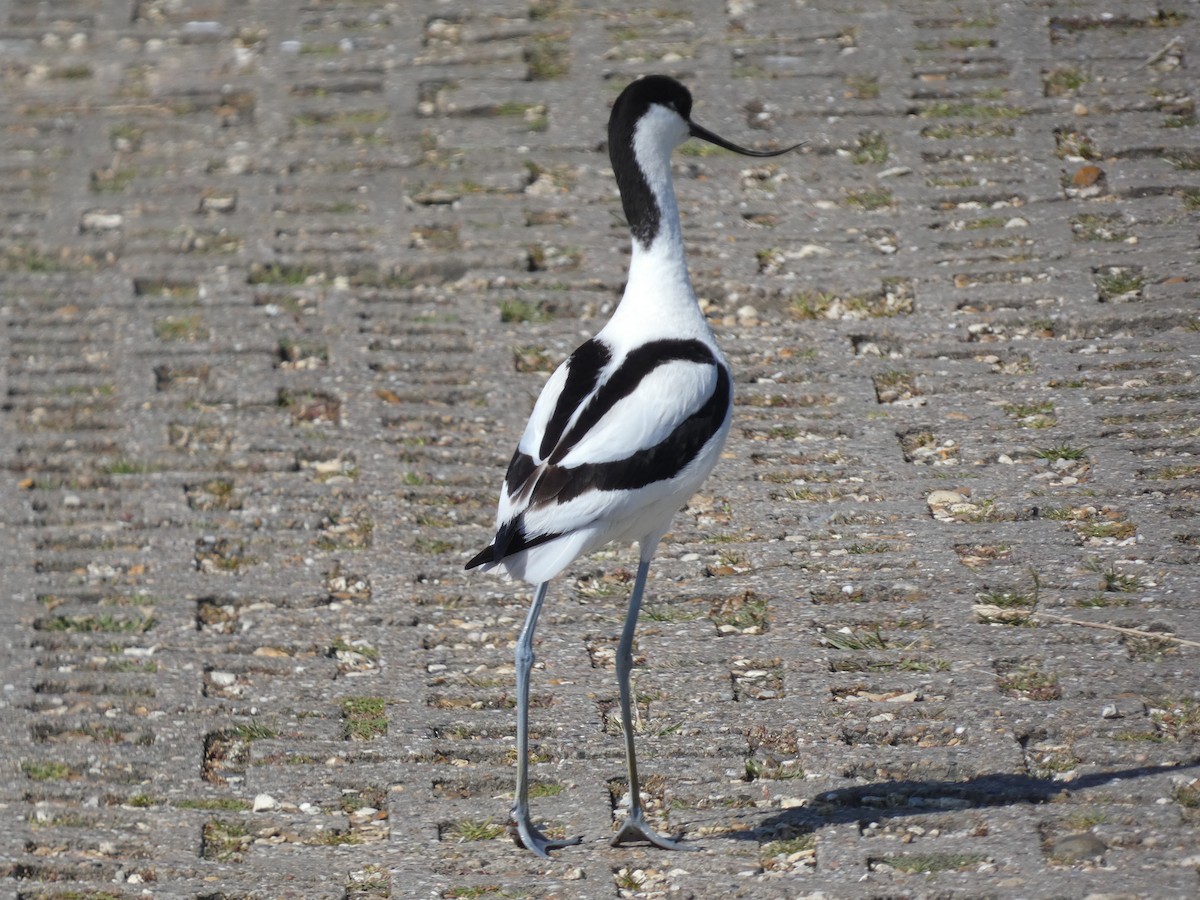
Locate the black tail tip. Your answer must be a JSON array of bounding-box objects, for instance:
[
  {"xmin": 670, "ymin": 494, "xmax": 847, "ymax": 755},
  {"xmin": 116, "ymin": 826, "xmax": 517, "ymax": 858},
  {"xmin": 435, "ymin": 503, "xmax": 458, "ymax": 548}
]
[{"xmin": 464, "ymin": 546, "xmax": 494, "ymax": 570}]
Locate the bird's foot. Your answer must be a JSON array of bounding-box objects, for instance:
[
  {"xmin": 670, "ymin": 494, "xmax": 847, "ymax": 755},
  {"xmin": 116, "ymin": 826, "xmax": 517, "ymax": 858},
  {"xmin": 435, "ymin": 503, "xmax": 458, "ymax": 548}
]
[
  {"xmin": 509, "ymin": 811, "xmax": 583, "ymax": 859},
  {"xmin": 610, "ymin": 813, "xmax": 692, "ymax": 851}
]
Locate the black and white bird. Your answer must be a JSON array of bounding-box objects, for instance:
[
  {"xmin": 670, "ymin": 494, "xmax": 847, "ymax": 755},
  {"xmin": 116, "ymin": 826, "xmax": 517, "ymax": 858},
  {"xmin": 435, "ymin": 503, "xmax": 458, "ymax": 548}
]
[{"xmin": 466, "ymin": 74, "xmax": 800, "ymax": 857}]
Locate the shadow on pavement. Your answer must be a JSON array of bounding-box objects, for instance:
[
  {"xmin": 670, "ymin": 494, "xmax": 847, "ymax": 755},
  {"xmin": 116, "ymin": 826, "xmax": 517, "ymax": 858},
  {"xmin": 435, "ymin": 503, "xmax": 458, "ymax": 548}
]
[{"xmin": 729, "ymin": 759, "xmax": 1200, "ymax": 839}]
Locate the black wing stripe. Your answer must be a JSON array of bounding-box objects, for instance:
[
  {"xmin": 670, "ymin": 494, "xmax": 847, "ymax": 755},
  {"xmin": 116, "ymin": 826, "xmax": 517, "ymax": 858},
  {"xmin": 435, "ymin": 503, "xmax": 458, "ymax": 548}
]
[
  {"xmin": 538, "ymin": 338, "xmax": 612, "ymax": 460},
  {"xmin": 548, "ymin": 338, "xmax": 717, "ymax": 465},
  {"xmin": 504, "ymin": 450, "xmax": 536, "ymax": 497},
  {"xmin": 533, "ymin": 362, "xmax": 730, "ymax": 508}
]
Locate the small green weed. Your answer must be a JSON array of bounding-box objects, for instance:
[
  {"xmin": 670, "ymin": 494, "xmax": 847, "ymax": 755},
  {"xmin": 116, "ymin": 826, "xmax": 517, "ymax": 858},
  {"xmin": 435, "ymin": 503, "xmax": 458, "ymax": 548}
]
[
  {"xmin": 201, "ymin": 818, "xmax": 251, "ymax": 861},
  {"xmin": 499, "ymin": 298, "xmax": 552, "ymax": 323},
  {"xmin": 998, "ymin": 666, "xmax": 1061, "ymax": 701},
  {"xmin": 852, "ymin": 131, "xmax": 889, "ymax": 165},
  {"xmin": 342, "ymin": 696, "xmax": 388, "ymax": 741},
  {"xmin": 1095, "ymin": 269, "xmax": 1145, "ymax": 300},
  {"xmin": 154, "ymin": 315, "xmax": 208, "ymax": 341},
  {"xmin": 444, "ymin": 818, "xmax": 506, "ymax": 842},
  {"xmin": 1035, "ymin": 443, "xmax": 1087, "ymax": 461},
  {"xmin": 877, "ymin": 852, "xmax": 990, "ymax": 873},
  {"xmin": 22, "ymin": 760, "xmax": 73, "ymax": 781},
  {"xmin": 175, "ymin": 797, "xmax": 253, "ymax": 811},
  {"xmin": 845, "ymin": 187, "xmax": 895, "ymax": 211}
]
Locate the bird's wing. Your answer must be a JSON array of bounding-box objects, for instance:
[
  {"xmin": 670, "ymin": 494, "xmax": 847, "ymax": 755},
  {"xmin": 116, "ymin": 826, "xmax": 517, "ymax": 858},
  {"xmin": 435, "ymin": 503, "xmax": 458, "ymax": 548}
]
[
  {"xmin": 488, "ymin": 337, "xmax": 730, "ymax": 561},
  {"xmin": 550, "ymin": 350, "xmax": 722, "ymax": 470},
  {"xmin": 494, "ymin": 337, "xmax": 612, "ymax": 530}
]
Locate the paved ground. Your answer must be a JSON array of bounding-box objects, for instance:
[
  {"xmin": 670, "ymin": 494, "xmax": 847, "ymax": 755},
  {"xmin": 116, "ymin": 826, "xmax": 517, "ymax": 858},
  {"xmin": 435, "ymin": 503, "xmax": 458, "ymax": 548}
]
[{"xmin": 2, "ymin": 1, "xmax": 1200, "ymax": 898}]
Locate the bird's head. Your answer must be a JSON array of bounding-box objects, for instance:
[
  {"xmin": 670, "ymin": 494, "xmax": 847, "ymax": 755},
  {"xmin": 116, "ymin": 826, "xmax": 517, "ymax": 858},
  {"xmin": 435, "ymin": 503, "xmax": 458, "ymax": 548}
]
[{"xmin": 609, "ymin": 74, "xmax": 803, "ymax": 162}]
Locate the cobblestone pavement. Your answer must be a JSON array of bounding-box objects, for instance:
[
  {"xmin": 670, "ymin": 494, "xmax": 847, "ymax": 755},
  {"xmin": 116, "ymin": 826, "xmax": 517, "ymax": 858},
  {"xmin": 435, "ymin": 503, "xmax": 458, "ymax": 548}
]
[{"xmin": 2, "ymin": 1, "xmax": 1200, "ymax": 898}]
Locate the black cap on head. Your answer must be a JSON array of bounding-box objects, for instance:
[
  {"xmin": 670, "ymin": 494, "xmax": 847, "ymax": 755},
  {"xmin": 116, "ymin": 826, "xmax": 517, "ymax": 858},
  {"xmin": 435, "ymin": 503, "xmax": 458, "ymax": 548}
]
[
  {"xmin": 610, "ymin": 74, "xmax": 802, "ymax": 160},
  {"xmin": 608, "ymin": 75, "xmax": 693, "ymax": 162},
  {"xmin": 610, "ymin": 75, "xmax": 693, "ymax": 134}
]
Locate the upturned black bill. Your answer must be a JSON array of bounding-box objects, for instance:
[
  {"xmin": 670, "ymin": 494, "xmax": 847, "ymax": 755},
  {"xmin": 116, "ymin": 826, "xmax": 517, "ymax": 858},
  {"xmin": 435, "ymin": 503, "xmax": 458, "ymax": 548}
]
[{"xmin": 688, "ymin": 120, "xmax": 804, "ymax": 157}]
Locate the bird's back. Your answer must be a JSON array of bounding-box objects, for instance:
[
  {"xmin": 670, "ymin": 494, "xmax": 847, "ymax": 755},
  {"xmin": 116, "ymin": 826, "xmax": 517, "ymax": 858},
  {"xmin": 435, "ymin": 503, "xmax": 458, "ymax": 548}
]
[{"xmin": 469, "ymin": 328, "xmax": 732, "ymax": 584}]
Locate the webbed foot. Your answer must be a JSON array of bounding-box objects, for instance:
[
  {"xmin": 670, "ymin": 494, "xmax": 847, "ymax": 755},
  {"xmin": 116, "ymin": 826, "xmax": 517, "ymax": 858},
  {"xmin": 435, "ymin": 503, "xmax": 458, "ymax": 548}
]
[
  {"xmin": 610, "ymin": 813, "xmax": 693, "ymax": 851},
  {"xmin": 510, "ymin": 812, "xmax": 583, "ymax": 859}
]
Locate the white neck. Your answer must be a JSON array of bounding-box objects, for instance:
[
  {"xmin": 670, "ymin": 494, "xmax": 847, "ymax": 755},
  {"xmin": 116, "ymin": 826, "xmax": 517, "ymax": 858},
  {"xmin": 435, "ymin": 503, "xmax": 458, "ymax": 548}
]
[{"xmin": 607, "ymin": 109, "xmax": 711, "ymax": 344}]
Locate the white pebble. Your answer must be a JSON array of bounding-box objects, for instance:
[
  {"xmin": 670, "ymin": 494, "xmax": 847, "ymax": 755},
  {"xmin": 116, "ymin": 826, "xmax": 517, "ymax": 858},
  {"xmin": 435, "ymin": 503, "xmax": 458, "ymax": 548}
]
[{"xmin": 253, "ymin": 793, "xmax": 279, "ymax": 812}]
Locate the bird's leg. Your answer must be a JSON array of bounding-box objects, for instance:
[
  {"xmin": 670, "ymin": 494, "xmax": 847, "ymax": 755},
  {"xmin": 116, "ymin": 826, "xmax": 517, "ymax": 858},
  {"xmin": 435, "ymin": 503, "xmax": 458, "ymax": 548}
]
[
  {"xmin": 511, "ymin": 581, "xmax": 582, "ymax": 858},
  {"xmin": 610, "ymin": 557, "xmax": 690, "ymax": 850}
]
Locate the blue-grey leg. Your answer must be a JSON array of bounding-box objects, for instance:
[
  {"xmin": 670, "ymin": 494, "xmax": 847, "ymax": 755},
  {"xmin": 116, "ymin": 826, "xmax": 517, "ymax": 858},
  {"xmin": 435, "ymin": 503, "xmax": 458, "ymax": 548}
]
[
  {"xmin": 610, "ymin": 555, "xmax": 691, "ymax": 850},
  {"xmin": 511, "ymin": 581, "xmax": 583, "ymax": 858}
]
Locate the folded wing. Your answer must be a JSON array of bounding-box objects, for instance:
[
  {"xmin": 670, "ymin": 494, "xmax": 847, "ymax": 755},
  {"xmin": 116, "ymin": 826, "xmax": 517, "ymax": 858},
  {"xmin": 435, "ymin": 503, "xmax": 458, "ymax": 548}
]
[{"xmin": 466, "ymin": 337, "xmax": 730, "ymax": 576}]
